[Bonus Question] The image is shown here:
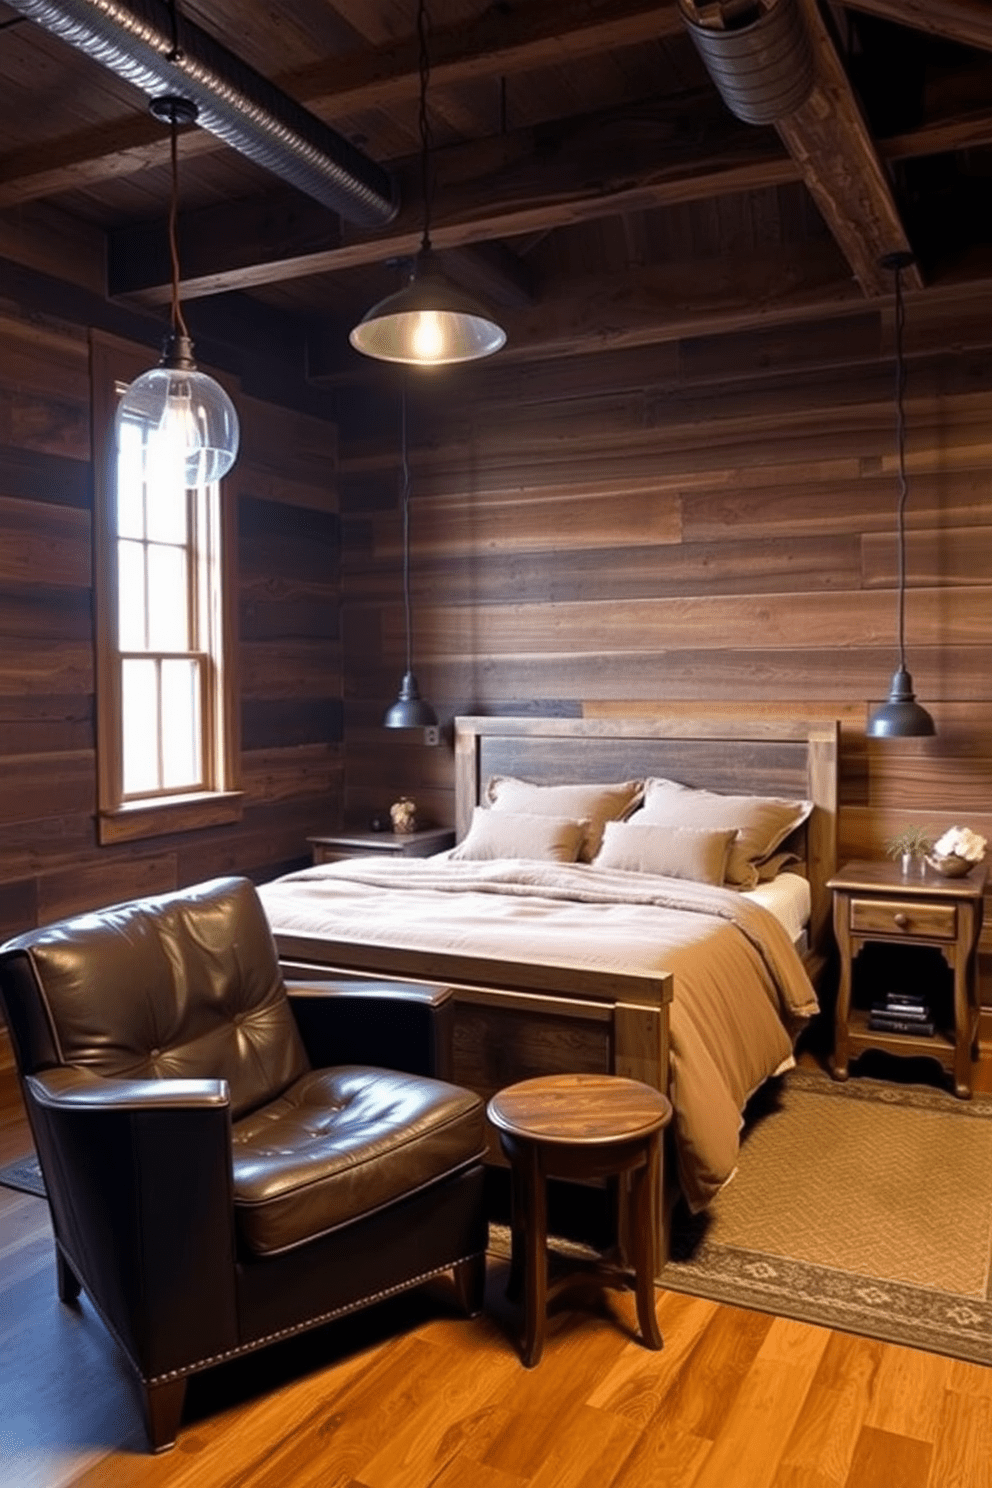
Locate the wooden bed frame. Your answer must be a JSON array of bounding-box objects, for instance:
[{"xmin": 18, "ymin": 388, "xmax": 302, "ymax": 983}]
[{"xmin": 275, "ymin": 713, "xmax": 839, "ymax": 1268}]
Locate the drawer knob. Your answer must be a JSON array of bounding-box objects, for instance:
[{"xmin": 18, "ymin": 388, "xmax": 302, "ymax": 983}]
[{"xmin": 894, "ymin": 912, "xmax": 909, "ymax": 928}]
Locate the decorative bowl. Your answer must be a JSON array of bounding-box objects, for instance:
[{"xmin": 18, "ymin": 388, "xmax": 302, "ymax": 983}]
[{"xmin": 925, "ymin": 852, "xmax": 974, "ymax": 878}]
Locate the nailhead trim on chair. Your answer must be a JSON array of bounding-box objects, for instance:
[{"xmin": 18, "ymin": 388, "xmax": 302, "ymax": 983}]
[
  {"xmin": 57, "ymin": 1241, "xmax": 487, "ymax": 1389},
  {"xmin": 143, "ymin": 1252, "xmax": 488, "ymax": 1385}
]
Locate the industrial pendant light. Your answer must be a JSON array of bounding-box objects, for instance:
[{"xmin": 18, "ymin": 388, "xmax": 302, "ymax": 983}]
[
  {"xmin": 866, "ymin": 252, "xmax": 935, "ymax": 739},
  {"xmin": 384, "ymin": 385, "xmax": 438, "ymax": 728},
  {"xmin": 350, "ymin": 0, "xmax": 505, "ymax": 366},
  {"xmin": 116, "ymin": 92, "xmax": 240, "ymax": 487}
]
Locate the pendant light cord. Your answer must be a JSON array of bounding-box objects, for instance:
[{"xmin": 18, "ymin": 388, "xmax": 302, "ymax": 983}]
[
  {"xmin": 892, "ymin": 262, "xmax": 908, "ymax": 672},
  {"xmin": 417, "ymin": 0, "xmax": 432, "ymax": 255},
  {"xmin": 168, "ymin": 113, "xmax": 189, "ymax": 340},
  {"xmin": 400, "ymin": 383, "xmax": 414, "ymax": 678}
]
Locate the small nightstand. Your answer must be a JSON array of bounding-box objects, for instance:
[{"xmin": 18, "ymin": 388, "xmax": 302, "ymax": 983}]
[
  {"xmin": 828, "ymin": 858, "xmax": 987, "ymax": 1098},
  {"xmin": 309, "ymin": 826, "xmax": 456, "ymax": 864}
]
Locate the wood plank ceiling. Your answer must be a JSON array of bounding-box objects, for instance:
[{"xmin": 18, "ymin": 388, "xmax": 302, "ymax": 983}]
[{"xmin": 0, "ymin": 0, "xmax": 990, "ymax": 378}]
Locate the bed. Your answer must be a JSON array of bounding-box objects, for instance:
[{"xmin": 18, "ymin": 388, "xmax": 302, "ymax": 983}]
[{"xmin": 258, "ymin": 713, "xmax": 839, "ymax": 1267}]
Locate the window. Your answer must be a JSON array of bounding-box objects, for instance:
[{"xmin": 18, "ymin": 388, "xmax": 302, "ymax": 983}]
[{"xmin": 92, "ymin": 331, "xmax": 241, "ymax": 844}]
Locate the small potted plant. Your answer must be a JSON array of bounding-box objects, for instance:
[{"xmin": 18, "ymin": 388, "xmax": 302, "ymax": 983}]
[{"xmin": 885, "ymin": 825, "xmax": 933, "ymax": 876}]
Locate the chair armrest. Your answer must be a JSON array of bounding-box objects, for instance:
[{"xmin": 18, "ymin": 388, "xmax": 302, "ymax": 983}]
[
  {"xmin": 286, "ymin": 977, "xmax": 455, "ymax": 1079},
  {"xmin": 28, "ymin": 1065, "xmax": 228, "ymax": 1109},
  {"xmin": 24, "ymin": 1066, "xmax": 239, "ymax": 1380}
]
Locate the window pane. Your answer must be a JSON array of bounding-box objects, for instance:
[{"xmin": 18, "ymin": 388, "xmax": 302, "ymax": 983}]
[
  {"xmin": 116, "ymin": 425, "xmax": 145, "ymax": 539},
  {"xmin": 117, "ymin": 540, "xmax": 146, "ymax": 651},
  {"xmin": 147, "ymin": 544, "xmax": 188, "ymax": 651},
  {"xmin": 121, "ymin": 659, "xmax": 159, "ymax": 795},
  {"xmin": 161, "ymin": 659, "xmax": 202, "ymax": 790},
  {"xmin": 146, "ymin": 465, "xmax": 188, "ymax": 545}
]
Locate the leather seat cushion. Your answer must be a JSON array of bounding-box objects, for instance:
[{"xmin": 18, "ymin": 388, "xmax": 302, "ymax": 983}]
[{"xmin": 231, "ymin": 1065, "xmax": 486, "ymax": 1255}]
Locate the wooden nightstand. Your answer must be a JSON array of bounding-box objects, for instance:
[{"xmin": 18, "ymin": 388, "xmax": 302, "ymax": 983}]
[
  {"xmin": 308, "ymin": 827, "xmax": 455, "ymax": 864},
  {"xmin": 828, "ymin": 858, "xmax": 987, "ymax": 1098}
]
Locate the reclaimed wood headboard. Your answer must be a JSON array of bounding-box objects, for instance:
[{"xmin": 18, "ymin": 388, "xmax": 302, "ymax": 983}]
[{"xmin": 454, "ymin": 713, "xmax": 839, "ymax": 974}]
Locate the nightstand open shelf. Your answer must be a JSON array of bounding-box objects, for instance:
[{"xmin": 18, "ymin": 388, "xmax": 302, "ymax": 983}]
[{"xmin": 828, "ymin": 859, "xmax": 987, "ymax": 1099}]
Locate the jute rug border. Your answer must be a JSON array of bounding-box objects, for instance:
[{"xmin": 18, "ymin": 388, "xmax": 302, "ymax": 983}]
[{"xmin": 659, "ymin": 1070, "xmax": 992, "ymax": 1366}]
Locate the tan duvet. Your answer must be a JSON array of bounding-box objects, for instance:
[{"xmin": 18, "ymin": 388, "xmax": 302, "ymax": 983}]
[{"xmin": 257, "ymin": 858, "xmax": 818, "ymax": 1211}]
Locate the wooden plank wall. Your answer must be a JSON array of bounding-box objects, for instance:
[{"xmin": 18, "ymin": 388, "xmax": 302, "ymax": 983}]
[
  {"xmin": 0, "ymin": 301, "xmax": 342, "ymax": 941},
  {"xmin": 337, "ymin": 294, "xmax": 992, "ymax": 993}
]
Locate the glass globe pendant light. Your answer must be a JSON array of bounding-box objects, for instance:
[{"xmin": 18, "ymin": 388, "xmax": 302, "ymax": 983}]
[
  {"xmin": 350, "ymin": 0, "xmax": 505, "ymax": 367},
  {"xmin": 866, "ymin": 252, "xmax": 935, "ymax": 739},
  {"xmin": 116, "ymin": 95, "xmax": 240, "ymax": 487}
]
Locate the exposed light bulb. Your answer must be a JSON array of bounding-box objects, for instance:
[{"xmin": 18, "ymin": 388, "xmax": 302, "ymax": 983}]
[{"xmin": 412, "ymin": 310, "xmax": 444, "ymax": 361}]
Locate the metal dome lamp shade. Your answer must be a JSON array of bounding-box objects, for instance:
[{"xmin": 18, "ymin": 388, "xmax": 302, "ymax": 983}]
[
  {"xmin": 116, "ymin": 94, "xmax": 240, "ymax": 487},
  {"xmin": 350, "ymin": 0, "xmax": 505, "ymax": 367},
  {"xmin": 384, "ymin": 386, "xmax": 437, "ymax": 729},
  {"xmin": 866, "ymin": 252, "xmax": 935, "ymax": 739}
]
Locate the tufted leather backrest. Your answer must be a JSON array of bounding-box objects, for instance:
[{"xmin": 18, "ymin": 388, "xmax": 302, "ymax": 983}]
[{"xmin": 0, "ymin": 876, "xmax": 310, "ymax": 1120}]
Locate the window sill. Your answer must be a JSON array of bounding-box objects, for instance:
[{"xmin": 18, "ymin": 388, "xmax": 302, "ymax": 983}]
[{"xmin": 98, "ymin": 791, "xmax": 244, "ymax": 845}]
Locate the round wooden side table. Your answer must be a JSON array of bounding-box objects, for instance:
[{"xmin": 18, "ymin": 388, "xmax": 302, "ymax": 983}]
[{"xmin": 486, "ymin": 1072, "xmax": 673, "ymax": 1368}]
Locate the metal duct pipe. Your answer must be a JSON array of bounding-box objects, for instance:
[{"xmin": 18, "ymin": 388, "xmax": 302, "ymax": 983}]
[
  {"xmin": 6, "ymin": 0, "xmax": 397, "ymax": 227},
  {"xmin": 678, "ymin": 0, "xmax": 814, "ymax": 126}
]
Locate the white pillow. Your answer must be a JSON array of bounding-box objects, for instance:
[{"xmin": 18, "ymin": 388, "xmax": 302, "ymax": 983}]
[
  {"xmin": 485, "ymin": 777, "xmax": 643, "ymax": 860},
  {"xmin": 450, "ymin": 807, "xmax": 587, "ymax": 864},
  {"xmin": 630, "ymin": 779, "xmax": 812, "ymax": 889},
  {"xmin": 594, "ymin": 821, "xmax": 737, "ymax": 886}
]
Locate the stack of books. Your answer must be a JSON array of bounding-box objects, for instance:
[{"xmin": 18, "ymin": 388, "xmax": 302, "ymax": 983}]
[{"xmin": 868, "ymin": 992, "xmax": 934, "ymax": 1037}]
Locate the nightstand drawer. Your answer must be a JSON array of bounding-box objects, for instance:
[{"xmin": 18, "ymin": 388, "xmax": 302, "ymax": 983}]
[{"xmin": 849, "ymin": 897, "xmax": 957, "ymax": 940}]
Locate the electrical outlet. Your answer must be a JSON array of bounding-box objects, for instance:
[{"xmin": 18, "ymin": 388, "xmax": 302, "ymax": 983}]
[{"xmin": 423, "ymin": 725, "xmax": 440, "ymax": 746}]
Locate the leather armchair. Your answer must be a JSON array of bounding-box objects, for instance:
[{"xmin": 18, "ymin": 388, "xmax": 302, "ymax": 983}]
[{"xmin": 0, "ymin": 876, "xmax": 488, "ymax": 1452}]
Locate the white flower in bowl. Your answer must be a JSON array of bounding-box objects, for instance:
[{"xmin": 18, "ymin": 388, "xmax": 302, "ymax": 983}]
[{"xmin": 932, "ymin": 826, "xmax": 987, "ymax": 864}]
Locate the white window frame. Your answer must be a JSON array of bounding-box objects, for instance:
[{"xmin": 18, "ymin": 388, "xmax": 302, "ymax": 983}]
[{"xmin": 91, "ymin": 330, "xmax": 242, "ymax": 845}]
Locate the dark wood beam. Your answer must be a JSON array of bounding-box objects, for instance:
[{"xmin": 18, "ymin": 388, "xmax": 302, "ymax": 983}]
[
  {"xmin": 0, "ymin": 0, "xmax": 685, "ymax": 209},
  {"xmin": 842, "ymin": 0, "xmax": 992, "ymax": 53},
  {"xmin": 108, "ymin": 96, "xmax": 797, "ymax": 305},
  {"xmin": 282, "ymin": 0, "xmax": 686, "ymax": 115},
  {"xmin": 775, "ymin": 0, "xmax": 921, "ymax": 297}
]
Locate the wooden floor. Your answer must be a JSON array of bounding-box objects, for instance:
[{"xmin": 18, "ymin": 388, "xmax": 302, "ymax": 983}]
[{"xmin": 2, "ymin": 1040, "xmax": 991, "ymax": 1488}]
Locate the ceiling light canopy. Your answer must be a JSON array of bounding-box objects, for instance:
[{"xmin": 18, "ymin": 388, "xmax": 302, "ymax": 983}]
[
  {"xmin": 866, "ymin": 251, "xmax": 935, "ymax": 740},
  {"xmin": 351, "ymin": 0, "xmax": 505, "ymax": 368},
  {"xmin": 116, "ymin": 93, "xmax": 239, "ymax": 487}
]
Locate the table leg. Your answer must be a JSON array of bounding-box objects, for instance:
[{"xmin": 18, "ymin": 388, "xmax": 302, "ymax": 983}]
[
  {"xmin": 831, "ymin": 900, "xmax": 853, "ymax": 1081},
  {"xmin": 507, "ymin": 1155, "xmax": 526, "ymax": 1304},
  {"xmin": 948, "ymin": 935, "xmax": 974, "ymax": 1100},
  {"xmin": 521, "ymin": 1140, "xmax": 547, "ymax": 1368},
  {"xmin": 630, "ymin": 1135, "xmax": 663, "ymax": 1350}
]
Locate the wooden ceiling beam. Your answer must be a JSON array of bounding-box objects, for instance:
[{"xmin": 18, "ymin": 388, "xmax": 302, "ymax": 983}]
[
  {"xmin": 108, "ymin": 98, "xmax": 798, "ymax": 304},
  {"xmin": 284, "ymin": 0, "xmax": 686, "ymax": 116},
  {"xmin": 775, "ymin": 0, "xmax": 921, "ymax": 297},
  {"xmin": 0, "ymin": 0, "xmax": 685, "ymax": 209},
  {"xmin": 841, "ymin": 0, "xmax": 992, "ymax": 54}
]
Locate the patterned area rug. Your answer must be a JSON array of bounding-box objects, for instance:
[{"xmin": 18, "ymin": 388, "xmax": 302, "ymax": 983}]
[
  {"xmin": 660, "ymin": 1069, "xmax": 992, "ymax": 1365},
  {"xmin": 0, "ymin": 1154, "xmax": 45, "ymax": 1198}
]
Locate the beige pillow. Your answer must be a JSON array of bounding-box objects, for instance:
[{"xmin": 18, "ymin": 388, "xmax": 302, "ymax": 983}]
[
  {"xmin": 450, "ymin": 807, "xmax": 587, "ymax": 864},
  {"xmin": 485, "ymin": 777, "xmax": 643, "ymax": 861},
  {"xmin": 594, "ymin": 821, "xmax": 737, "ymax": 886},
  {"xmin": 630, "ymin": 779, "xmax": 812, "ymax": 889}
]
